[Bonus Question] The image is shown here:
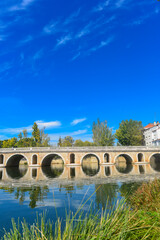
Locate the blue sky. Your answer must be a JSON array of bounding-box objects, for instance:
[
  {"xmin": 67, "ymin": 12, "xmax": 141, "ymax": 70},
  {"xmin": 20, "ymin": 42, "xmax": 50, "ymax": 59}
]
[{"xmin": 0, "ymin": 0, "xmax": 160, "ymax": 144}]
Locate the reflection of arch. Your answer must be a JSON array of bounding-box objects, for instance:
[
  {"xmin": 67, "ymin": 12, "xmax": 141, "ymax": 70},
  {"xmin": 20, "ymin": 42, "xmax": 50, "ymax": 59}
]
[
  {"xmin": 139, "ymin": 165, "xmax": 145, "ymax": 174},
  {"xmin": 32, "ymin": 155, "xmax": 37, "ymax": 165},
  {"xmin": 82, "ymin": 160, "xmax": 100, "ymax": 177},
  {"xmin": 70, "ymin": 167, "xmax": 75, "ymax": 178},
  {"xmin": 115, "ymin": 154, "xmax": 133, "ymax": 174},
  {"xmin": 70, "ymin": 154, "xmax": 75, "ymax": 164},
  {"xmin": 42, "ymin": 165, "xmax": 64, "ymax": 179},
  {"xmin": 81, "ymin": 153, "xmax": 100, "ymax": 165},
  {"xmin": 150, "ymin": 153, "xmax": 160, "ymax": 172},
  {"xmin": 41, "ymin": 153, "xmax": 65, "ymax": 166},
  {"xmin": 137, "ymin": 153, "xmax": 144, "ymax": 162},
  {"xmin": 0, "ymin": 155, "xmax": 4, "ymax": 165},
  {"xmin": 6, "ymin": 166, "xmax": 28, "ymax": 179},
  {"xmin": 104, "ymin": 153, "xmax": 110, "ymax": 163},
  {"xmin": 105, "ymin": 166, "xmax": 111, "ymax": 176},
  {"xmin": 32, "ymin": 168, "xmax": 37, "ymax": 179},
  {"xmin": 6, "ymin": 154, "xmax": 29, "ymax": 167},
  {"xmin": 0, "ymin": 170, "xmax": 3, "ymax": 180}
]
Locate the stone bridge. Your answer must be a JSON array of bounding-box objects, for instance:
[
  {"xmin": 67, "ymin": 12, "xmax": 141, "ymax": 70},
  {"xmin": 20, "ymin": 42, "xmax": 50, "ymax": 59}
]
[{"xmin": 0, "ymin": 146, "xmax": 159, "ymax": 167}]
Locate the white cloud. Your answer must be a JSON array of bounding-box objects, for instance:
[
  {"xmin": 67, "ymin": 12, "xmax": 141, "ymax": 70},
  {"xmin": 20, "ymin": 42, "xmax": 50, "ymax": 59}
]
[
  {"xmin": 71, "ymin": 118, "xmax": 87, "ymax": 126},
  {"xmin": 9, "ymin": 0, "xmax": 36, "ymax": 11},
  {"xmin": 93, "ymin": 0, "xmax": 110, "ymax": 12},
  {"xmin": 49, "ymin": 129, "xmax": 88, "ymax": 141},
  {"xmin": 0, "ymin": 121, "xmax": 61, "ymax": 135},
  {"xmin": 56, "ymin": 35, "xmax": 72, "ymax": 47},
  {"xmin": 90, "ymin": 36, "xmax": 114, "ymax": 52},
  {"xmin": 36, "ymin": 120, "xmax": 61, "ymax": 129},
  {"xmin": 43, "ymin": 21, "xmax": 59, "ymax": 34}
]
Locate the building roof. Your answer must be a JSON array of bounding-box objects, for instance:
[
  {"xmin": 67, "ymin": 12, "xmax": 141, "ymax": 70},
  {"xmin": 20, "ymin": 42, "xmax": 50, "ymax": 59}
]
[{"xmin": 144, "ymin": 122, "xmax": 160, "ymax": 130}]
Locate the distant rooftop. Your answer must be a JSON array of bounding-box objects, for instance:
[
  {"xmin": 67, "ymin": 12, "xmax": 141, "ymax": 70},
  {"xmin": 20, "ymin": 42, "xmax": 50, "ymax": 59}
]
[{"xmin": 144, "ymin": 122, "xmax": 160, "ymax": 130}]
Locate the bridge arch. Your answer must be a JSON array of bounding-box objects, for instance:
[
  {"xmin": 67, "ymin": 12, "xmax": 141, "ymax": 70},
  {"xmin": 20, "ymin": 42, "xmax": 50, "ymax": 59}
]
[
  {"xmin": 70, "ymin": 153, "xmax": 75, "ymax": 164},
  {"xmin": 150, "ymin": 153, "xmax": 160, "ymax": 172},
  {"xmin": 0, "ymin": 154, "xmax": 4, "ymax": 165},
  {"xmin": 115, "ymin": 154, "xmax": 133, "ymax": 174},
  {"xmin": 32, "ymin": 154, "xmax": 38, "ymax": 165},
  {"xmin": 80, "ymin": 153, "xmax": 100, "ymax": 165},
  {"xmin": 104, "ymin": 153, "xmax": 110, "ymax": 163},
  {"xmin": 137, "ymin": 153, "xmax": 145, "ymax": 162},
  {"xmin": 6, "ymin": 154, "xmax": 29, "ymax": 167},
  {"xmin": 41, "ymin": 153, "xmax": 65, "ymax": 166}
]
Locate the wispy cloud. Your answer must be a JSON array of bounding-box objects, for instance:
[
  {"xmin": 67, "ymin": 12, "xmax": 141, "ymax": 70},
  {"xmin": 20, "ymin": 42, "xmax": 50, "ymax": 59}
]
[
  {"xmin": 64, "ymin": 8, "xmax": 81, "ymax": 25},
  {"xmin": 49, "ymin": 129, "xmax": 88, "ymax": 141},
  {"xmin": 56, "ymin": 35, "xmax": 72, "ymax": 47},
  {"xmin": 9, "ymin": 0, "xmax": 36, "ymax": 11},
  {"xmin": 36, "ymin": 120, "xmax": 61, "ymax": 129},
  {"xmin": 19, "ymin": 35, "xmax": 33, "ymax": 45},
  {"xmin": 115, "ymin": 0, "xmax": 126, "ymax": 8},
  {"xmin": 71, "ymin": 118, "xmax": 87, "ymax": 126},
  {"xmin": 93, "ymin": 0, "xmax": 110, "ymax": 12},
  {"xmin": 0, "ymin": 121, "xmax": 61, "ymax": 135},
  {"xmin": 43, "ymin": 21, "xmax": 59, "ymax": 35},
  {"xmin": 89, "ymin": 36, "xmax": 114, "ymax": 52}
]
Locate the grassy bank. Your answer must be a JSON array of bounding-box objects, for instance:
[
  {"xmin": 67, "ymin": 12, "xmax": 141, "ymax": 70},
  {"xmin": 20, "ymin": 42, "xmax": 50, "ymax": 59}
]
[{"xmin": 2, "ymin": 179, "xmax": 160, "ymax": 240}]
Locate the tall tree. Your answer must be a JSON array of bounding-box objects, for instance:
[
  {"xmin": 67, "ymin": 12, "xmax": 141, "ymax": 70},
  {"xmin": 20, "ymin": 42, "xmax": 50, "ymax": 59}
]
[
  {"xmin": 59, "ymin": 136, "xmax": 74, "ymax": 147},
  {"xmin": 115, "ymin": 119, "xmax": 143, "ymax": 146},
  {"xmin": 92, "ymin": 119, "xmax": 115, "ymax": 146},
  {"xmin": 40, "ymin": 127, "xmax": 50, "ymax": 147},
  {"xmin": 32, "ymin": 122, "xmax": 41, "ymax": 146}
]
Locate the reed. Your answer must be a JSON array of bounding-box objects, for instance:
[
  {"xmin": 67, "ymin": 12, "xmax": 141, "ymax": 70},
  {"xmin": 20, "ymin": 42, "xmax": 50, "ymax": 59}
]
[{"xmin": 2, "ymin": 179, "xmax": 160, "ymax": 240}]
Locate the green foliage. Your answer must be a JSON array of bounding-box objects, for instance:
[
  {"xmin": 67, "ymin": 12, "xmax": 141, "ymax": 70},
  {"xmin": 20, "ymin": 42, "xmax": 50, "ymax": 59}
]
[
  {"xmin": 115, "ymin": 119, "xmax": 143, "ymax": 146},
  {"xmin": 130, "ymin": 178, "xmax": 160, "ymax": 211},
  {"xmin": 58, "ymin": 136, "xmax": 74, "ymax": 147},
  {"xmin": 92, "ymin": 119, "xmax": 115, "ymax": 146},
  {"xmin": 32, "ymin": 122, "xmax": 41, "ymax": 146},
  {"xmin": 2, "ymin": 137, "xmax": 17, "ymax": 148},
  {"xmin": 74, "ymin": 139, "xmax": 95, "ymax": 147},
  {"xmin": 0, "ymin": 123, "xmax": 50, "ymax": 148}
]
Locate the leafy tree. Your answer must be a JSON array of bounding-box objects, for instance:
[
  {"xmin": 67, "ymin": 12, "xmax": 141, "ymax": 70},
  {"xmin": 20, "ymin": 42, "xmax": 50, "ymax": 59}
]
[
  {"xmin": 59, "ymin": 136, "xmax": 74, "ymax": 147},
  {"xmin": 32, "ymin": 122, "xmax": 41, "ymax": 146},
  {"xmin": 74, "ymin": 139, "xmax": 95, "ymax": 147},
  {"xmin": 92, "ymin": 119, "xmax": 115, "ymax": 146},
  {"xmin": 115, "ymin": 120, "xmax": 143, "ymax": 146},
  {"xmin": 40, "ymin": 128, "xmax": 50, "ymax": 147},
  {"xmin": 2, "ymin": 137, "xmax": 17, "ymax": 148},
  {"xmin": 58, "ymin": 137, "xmax": 62, "ymax": 147},
  {"xmin": 22, "ymin": 129, "xmax": 28, "ymax": 138},
  {"xmin": 18, "ymin": 132, "xmax": 22, "ymax": 140}
]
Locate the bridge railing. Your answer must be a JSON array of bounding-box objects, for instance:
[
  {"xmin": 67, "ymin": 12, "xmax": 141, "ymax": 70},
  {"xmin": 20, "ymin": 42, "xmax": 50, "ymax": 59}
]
[{"xmin": 0, "ymin": 146, "xmax": 160, "ymax": 153}]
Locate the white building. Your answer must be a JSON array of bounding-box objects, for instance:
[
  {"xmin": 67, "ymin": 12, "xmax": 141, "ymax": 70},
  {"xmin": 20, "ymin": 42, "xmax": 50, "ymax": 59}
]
[{"xmin": 143, "ymin": 122, "xmax": 160, "ymax": 146}]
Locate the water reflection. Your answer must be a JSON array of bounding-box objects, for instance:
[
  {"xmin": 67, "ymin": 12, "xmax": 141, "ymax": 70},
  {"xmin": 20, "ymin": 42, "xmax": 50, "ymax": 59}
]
[
  {"xmin": 115, "ymin": 162, "xmax": 133, "ymax": 174},
  {"xmin": 139, "ymin": 165, "xmax": 145, "ymax": 174},
  {"xmin": 150, "ymin": 154, "xmax": 160, "ymax": 172},
  {"xmin": 105, "ymin": 167, "xmax": 111, "ymax": 176},
  {"xmin": 6, "ymin": 166, "xmax": 28, "ymax": 179},
  {"xmin": 82, "ymin": 163, "xmax": 100, "ymax": 177},
  {"xmin": 42, "ymin": 164, "xmax": 64, "ymax": 179}
]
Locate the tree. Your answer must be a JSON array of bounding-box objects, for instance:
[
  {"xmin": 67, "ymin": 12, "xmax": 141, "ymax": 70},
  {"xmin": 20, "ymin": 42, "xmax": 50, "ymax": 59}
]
[
  {"xmin": 22, "ymin": 129, "xmax": 28, "ymax": 138},
  {"xmin": 40, "ymin": 128, "xmax": 50, "ymax": 147},
  {"xmin": 58, "ymin": 137, "xmax": 62, "ymax": 147},
  {"xmin": 115, "ymin": 120, "xmax": 143, "ymax": 146},
  {"xmin": 92, "ymin": 119, "xmax": 115, "ymax": 146},
  {"xmin": 59, "ymin": 136, "xmax": 74, "ymax": 147},
  {"xmin": 32, "ymin": 122, "xmax": 41, "ymax": 146}
]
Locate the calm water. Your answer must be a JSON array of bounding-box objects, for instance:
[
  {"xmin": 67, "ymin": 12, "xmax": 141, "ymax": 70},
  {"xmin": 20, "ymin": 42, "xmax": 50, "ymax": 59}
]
[{"xmin": 0, "ymin": 163, "xmax": 160, "ymax": 237}]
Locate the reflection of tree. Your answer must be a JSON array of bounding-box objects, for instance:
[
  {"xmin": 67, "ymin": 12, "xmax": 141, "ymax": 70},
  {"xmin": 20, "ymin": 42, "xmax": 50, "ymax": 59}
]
[
  {"xmin": 0, "ymin": 186, "xmax": 49, "ymax": 208},
  {"xmin": 60, "ymin": 184, "xmax": 75, "ymax": 196},
  {"xmin": 119, "ymin": 182, "xmax": 142, "ymax": 203},
  {"xmin": 95, "ymin": 184, "xmax": 118, "ymax": 209}
]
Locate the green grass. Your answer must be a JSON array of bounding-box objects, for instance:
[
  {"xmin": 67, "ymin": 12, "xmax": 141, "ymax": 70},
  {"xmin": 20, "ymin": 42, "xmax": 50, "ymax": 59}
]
[{"xmin": 2, "ymin": 179, "xmax": 160, "ymax": 240}]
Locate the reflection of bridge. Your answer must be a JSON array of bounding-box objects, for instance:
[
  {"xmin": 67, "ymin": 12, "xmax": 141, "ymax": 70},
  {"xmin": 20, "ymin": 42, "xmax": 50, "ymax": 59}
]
[
  {"xmin": 0, "ymin": 164, "xmax": 160, "ymax": 182},
  {"xmin": 0, "ymin": 147, "xmax": 160, "ymax": 167}
]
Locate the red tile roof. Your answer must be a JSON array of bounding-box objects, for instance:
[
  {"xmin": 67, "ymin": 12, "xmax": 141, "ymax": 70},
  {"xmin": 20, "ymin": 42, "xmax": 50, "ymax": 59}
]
[{"xmin": 144, "ymin": 123, "xmax": 155, "ymax": 129}]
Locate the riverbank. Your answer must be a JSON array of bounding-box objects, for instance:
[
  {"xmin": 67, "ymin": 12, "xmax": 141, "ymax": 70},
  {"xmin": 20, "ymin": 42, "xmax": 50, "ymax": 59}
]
[{"xmin": 2, "ymin": 178, "xmax": 160, "ymax": 240}]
